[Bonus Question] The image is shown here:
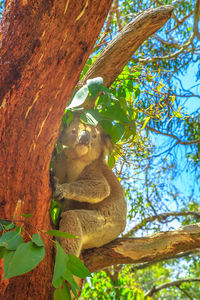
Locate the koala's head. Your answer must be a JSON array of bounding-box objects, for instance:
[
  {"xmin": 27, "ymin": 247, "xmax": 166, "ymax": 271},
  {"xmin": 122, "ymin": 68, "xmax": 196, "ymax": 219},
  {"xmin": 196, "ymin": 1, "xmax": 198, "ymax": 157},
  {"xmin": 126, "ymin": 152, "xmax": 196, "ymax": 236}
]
[{"xmin": 60, "ymin": 116, "xmax": 113, "ymax": 161}]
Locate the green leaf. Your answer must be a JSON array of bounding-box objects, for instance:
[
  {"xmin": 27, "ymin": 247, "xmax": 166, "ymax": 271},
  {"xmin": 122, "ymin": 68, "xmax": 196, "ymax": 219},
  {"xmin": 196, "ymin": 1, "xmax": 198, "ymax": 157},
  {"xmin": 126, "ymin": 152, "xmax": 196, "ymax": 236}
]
[
  {"xmin": 67, "ymin": 85, "xmax": 89, "ymax": 109},
  {"xmin": 101, "ymin": 104, "xmax": 128, "ymax": 123},
  {"xmin": 111, "ymin": 123, "xmax": 124, "ymax": 143},
  {"xmin": 2, "ymin": 223, "xmax": 15, "ymax": 230},
  {"xmin": 66, "ymin": 254, "xmax": 91, "ymax": 279},
  {"xmin": 32, "ymin": 233, "xmax": 45, "ymax": 247},
  {"xmin": 0, "ymin": 247, "xmax": 7, "ymax": 259},
  {"xmin": 101, "ymin": 86, "xmax": 118, "ymax": 100},
  {"xmin": 129, "ymin": 121, "xmax": 136, "ymax": 137},
  {"xmin": 62, "ymin": 268, "xmax": 80, "ymax": 297},
  {"xmin": 0, "ymin": 219, "xmax": 15, "ymax": 231},
  {"xmin": 80, "ymin": 109, "xmax": 101, "ymax": 127},
  {"xmin": 3, "ymin": 250, "xmax": 15, "ymax": 277},
  {"xmin": 134, "ymin": 85, "xmax": 140, "ymax": 99},
  {"xmin": 87, "ymin": 77, "xmax": 103, "ymax": 100},
  {"xmin": 47, "ymin": 230, "xmax": 78, "ymax": 239},
  {"xmin": 52, "ymin": 241, "xmax": 68, "ymax": 288},
  {"xmin": 0, "ymin": 231, "xmax": 23, "ymax": 250},
  {"xmin": 54, "ymin": 282, "xmax": 71, "ymax": 300},
  {"xmin": 4, "ymin": 242, "xmax": 45, "ymax": 279},
  {"xmin": 20, "ymin": 214, "xmax": 33, "ymax": 218},
  {"xmin": 100, "ymin": 119, "xmax": 113, "ymax": 136},
  {"xmin": 107, "ymin": 154, "xmax": 115, "ymax": 168},
  {"xmin": 62, "ymin": 111, "xmax": 74, "ymax": 128},
  {"xmin": 50, "ymin": 206, "xmax": 61, "ymax": 226}
]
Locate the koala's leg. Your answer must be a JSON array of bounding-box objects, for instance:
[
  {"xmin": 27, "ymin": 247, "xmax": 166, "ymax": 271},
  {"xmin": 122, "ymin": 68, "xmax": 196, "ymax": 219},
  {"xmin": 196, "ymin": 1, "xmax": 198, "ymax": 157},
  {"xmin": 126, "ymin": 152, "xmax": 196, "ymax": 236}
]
[
  {"xmin": 58, "ymin": 210, "xmax": 83, "ymax": 257},
  {"xmin": 59, "ymin": 209, "xmax": 120, "ymax": 256}
]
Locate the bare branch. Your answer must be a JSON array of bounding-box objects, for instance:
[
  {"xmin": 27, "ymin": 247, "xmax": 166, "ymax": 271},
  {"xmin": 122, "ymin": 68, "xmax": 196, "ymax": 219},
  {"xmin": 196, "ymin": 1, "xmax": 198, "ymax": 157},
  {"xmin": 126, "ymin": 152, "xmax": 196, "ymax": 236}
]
[
  {"xmin": 79, "ymin": 5, "xmax": 174, "ymax": 89},
  {"xmin": 177, "ymin": 286, "xmax": 193, "ymax": 300},
  {"xmin": 126, "ymin": 211, "xmax": 200, "ymax": 236},
  {"xmin": 132, "ymin": 249, "xmax": 200, "ymax": 271},
  {"xmin": 144, "ymin": 125, "xmax": 200, "ymax": 146},
  {"xmin": 134, "ymin": 33, "xmax": 195, "ymax": 63},
  {"xmin": 83, "ymin": 223, "xmax": 200, "ymax": 273},
  {"xmin": 194, "ymin": 0, "xmax": 200, "ymax": 40},
  {"xmin": 145, "ymin": 278, "xmax": 200, "ymax": 297},
  {"xmin": 113, "ymin": 0, "xmax": 122, "ymax": 30}
]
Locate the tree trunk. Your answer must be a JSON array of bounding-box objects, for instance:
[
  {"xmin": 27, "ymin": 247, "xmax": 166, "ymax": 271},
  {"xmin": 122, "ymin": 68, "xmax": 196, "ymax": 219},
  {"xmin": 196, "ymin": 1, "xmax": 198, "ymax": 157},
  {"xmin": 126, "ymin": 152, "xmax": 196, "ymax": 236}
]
[{"xmin": 0, "ymin": 0, "xmax": 112, "ymax": 299}]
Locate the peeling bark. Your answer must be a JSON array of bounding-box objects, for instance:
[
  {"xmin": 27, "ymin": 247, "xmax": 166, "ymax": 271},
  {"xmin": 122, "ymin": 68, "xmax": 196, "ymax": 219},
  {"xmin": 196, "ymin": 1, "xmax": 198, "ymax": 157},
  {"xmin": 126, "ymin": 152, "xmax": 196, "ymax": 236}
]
[{"xmin": 83, "ymin": 223, "xmax": 200, "ymax": 273}]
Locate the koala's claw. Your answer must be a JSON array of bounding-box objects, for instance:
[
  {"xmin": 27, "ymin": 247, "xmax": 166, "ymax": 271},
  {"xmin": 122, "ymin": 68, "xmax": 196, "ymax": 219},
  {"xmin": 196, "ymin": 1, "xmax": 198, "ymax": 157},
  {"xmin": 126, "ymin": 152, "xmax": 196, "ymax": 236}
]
[{"xmin": 53, "ymin": 182, "xmax": 64, "ymax": 201}]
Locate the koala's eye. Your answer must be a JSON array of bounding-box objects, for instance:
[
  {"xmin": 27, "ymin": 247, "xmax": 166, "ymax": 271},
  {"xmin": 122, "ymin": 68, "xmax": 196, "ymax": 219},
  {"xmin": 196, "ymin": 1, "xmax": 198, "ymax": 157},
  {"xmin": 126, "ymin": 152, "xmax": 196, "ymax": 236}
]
[
  {"xmin": 71, "ymin": 129, "xmax": 77, "ymax": 134},
  {"xmin": 92, "ymin": 134, "xmax": 97, "ymax": 139}
]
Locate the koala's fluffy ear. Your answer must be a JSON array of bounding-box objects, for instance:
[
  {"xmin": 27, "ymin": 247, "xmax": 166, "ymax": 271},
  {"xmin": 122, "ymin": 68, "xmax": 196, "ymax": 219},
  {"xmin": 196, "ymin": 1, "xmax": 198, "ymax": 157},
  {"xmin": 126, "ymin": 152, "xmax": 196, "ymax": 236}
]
[{"xmin": 102, "ymin": 133, "xmax": 113, "ymax": 156}]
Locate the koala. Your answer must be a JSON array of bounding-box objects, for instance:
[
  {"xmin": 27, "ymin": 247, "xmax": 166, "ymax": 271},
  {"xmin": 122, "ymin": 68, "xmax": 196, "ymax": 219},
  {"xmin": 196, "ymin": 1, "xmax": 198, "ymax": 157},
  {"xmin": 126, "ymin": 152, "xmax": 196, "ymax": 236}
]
[{"xmin": 53, "ymin": 115, "xmax": 127, "ymax": 257}]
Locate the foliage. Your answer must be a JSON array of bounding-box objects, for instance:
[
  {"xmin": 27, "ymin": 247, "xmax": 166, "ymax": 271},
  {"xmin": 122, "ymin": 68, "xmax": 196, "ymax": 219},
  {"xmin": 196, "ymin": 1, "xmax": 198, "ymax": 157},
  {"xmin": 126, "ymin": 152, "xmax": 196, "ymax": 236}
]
[
  {"xmin": 0, "ymin": 218, "xmax": 90, "ymax": 299},
  {"xmin": 81, "ymin": 267, "xmax": 151, "ymax": 300},
  {"xmin": 79, "ymin": 0, "xmax": 200, "ymax": 298}
]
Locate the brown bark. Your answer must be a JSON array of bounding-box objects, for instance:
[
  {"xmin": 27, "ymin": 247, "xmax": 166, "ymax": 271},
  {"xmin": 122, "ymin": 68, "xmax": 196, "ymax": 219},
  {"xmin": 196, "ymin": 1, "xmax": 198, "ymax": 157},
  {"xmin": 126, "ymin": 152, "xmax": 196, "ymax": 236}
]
[
  {"xmin": 0, "ymin": 0, "xmax": 112, "ymax": 299},
  {"xmin": 79, "ymin": 5, "xmax": 174, "ymax": 89},
  {"xmin": 83, "ymin": 223, "xmax": 200, "ymax": 273}
]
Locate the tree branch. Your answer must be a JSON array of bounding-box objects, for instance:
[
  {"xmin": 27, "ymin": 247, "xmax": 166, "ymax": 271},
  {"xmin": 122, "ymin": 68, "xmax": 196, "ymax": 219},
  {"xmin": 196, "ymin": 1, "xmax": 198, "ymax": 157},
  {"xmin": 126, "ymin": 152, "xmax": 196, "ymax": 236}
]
[
  {"xmin": 145, "ymin": 278, "xmax": 200, "ymax": 297},
  {"xmin": 132, "ymin": 249, "xmax": 200, "ymax": 271},
  {"xmin": 83, "ymin": 223, "xmax": 200, "ymax": 273},
  {"xmin": 133, "ymin": 33, "xmax": 195, "ymax": 63},
  {"xmin": 79, "ymin": 5, "xmax": 174, "ymax": 88},
  {"xmin": 194, "ymin": 0, "xmax": 200, "ymax": 40},
  {"xmin": 126, "ymin": 211, "xmax": 200, "ymax": 236},
  {"xmin": 144, "ymin": 125, "xmax": 200, "ymax": 146}
]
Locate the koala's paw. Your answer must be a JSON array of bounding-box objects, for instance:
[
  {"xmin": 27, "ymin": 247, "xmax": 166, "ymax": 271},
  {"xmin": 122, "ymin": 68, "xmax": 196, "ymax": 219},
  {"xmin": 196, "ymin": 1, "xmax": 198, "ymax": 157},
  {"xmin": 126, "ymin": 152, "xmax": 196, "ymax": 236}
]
[{"xmin": 53, "ymin": 178, "xmax": 65, "ymax": 201}]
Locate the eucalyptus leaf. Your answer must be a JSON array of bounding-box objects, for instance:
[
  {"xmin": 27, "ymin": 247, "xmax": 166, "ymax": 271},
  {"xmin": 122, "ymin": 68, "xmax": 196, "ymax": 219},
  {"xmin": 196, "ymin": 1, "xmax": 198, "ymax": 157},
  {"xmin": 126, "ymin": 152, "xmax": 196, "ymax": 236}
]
[
  {"xmin": 67, "ymin": 85, "xmax": 89, "ymax": 109},
  {"xmin": 47, "ymin": 230, "xmax": 78, "ymax": 239},
  {"xmin": 111, "ymin": 123, "xmax": 124, "ymax": 143},
  {"xmin": 62, "ymin": 268, "xmax": 80, "ymax": 297},
  {"xmin": 101, "ymin": 104, "xmax": 128, "ymax": 123},
  {"xmin": 3, "ymin": 250, "xmax": 15, "ymax": 277},
  {"xmin": 0, "ymin": 231, "xmax": 23, "ymax": 250},
  {"xmin": 32, "ymin": 233, "xmax": 45, "ymax": 247},
  {"xmin": 2, "ymin": 223, "xmax": 15, "ymax": 230},
  {"xmin": 100, "ymin": 119, "xmax": 113, "ymax": 137},
  {"xmin": 4, "ymin": 242, "xmax": 45, "ymax": 279},
  {"xmin": 87, "ymin": 77, "xmax": 103, "ymax": 100},
  {"xmin": 54, "ymin": 283, "xmax": 71, "ymax": 300},
  {"xmin": 66, "ymin": 254, "xmax": 91, "ymax": 278},
  {"xmin": 20, "ymin": 214, "xmax": 33, "ymax": 218},
  {"xmin": 80, "ymin": 109, "xmax": 101, "ymax": 127},
  {"xmin": 52, "ymin": 241, "xmax": 68, "ymax": 288}
]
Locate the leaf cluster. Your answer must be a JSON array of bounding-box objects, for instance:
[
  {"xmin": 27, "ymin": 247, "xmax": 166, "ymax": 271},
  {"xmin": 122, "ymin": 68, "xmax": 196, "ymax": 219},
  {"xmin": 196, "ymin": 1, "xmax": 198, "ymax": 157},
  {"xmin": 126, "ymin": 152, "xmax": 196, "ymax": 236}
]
[{"xmin": 0, "ymin": 218, "xmax": 90, "ymax": 300}]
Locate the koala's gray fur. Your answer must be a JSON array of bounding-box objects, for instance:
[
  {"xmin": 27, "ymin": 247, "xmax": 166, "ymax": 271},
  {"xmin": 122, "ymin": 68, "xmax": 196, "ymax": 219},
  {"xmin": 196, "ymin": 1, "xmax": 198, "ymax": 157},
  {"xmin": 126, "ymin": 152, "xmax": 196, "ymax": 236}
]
[{"xmin": 53, "ymin": 116, "xmax": 127, "ymax": 256}]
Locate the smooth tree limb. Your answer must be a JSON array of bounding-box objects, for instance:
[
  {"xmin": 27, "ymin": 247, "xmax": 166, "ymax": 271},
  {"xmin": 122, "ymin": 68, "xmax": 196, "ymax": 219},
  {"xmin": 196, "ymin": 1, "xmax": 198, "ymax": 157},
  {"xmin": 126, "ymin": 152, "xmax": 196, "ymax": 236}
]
[
  {"xmin": 79, "ymin": 5, "xmax": 174, "ymax": 90},
  {"xmin": 83, "ymin": 223, "xmax": 200, "ymax": 273}
]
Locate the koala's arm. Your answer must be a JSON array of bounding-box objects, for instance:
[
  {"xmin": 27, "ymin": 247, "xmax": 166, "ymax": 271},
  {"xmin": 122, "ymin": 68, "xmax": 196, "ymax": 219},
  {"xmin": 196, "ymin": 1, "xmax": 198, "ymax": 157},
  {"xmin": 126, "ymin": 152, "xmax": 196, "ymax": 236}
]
[{"xmin": 54, "ymin": 176, "xmax": 110, "ymax": 203}]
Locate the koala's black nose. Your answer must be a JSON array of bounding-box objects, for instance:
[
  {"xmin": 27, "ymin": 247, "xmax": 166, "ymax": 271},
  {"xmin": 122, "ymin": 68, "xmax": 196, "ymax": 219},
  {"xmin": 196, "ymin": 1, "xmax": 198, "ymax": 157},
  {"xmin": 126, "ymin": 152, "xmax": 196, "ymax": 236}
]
[{"xmin": 78, "ymin": 130, "xmax": 90, "ymax": 145}]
